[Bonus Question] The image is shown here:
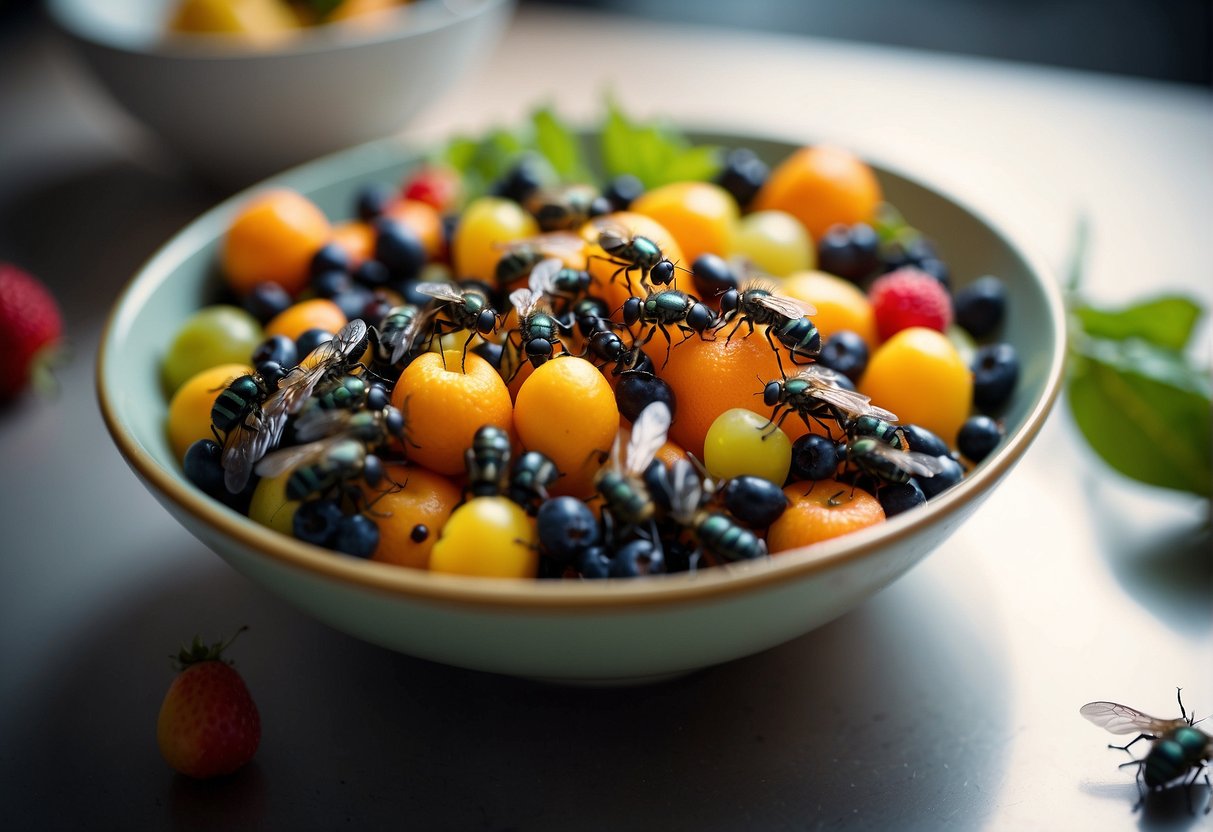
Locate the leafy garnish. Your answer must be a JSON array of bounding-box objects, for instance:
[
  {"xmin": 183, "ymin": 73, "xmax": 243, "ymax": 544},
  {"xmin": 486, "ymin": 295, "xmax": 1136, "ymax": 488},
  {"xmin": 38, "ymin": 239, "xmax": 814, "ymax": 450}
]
[
  {"xmin": 1065, "ymin": 219, "xmax": 1211, "ymax": 497},
  {"xmin": 600, "ymin": 97, "xmax": 722, "ymax": 188}
]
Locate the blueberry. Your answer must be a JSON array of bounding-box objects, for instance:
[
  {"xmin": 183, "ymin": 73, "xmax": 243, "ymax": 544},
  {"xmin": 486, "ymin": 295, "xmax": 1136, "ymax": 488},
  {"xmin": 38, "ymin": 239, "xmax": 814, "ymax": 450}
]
[
  {"xmin": 333, "ymin": 285, "xmax": 373, "ymax": 322},
  {"xmin": 252, "ymin": 334, "xmax": 298, "ymax": 369},
  {"xmin": 901, "ymin": 424, "xmax": 951, "ymax": 458},
  {"xmin": 333, "ymin": 514, "xmax": 380, "ymax": 558},
  {"xmin": 721, "ymin": 475, "xmax": 788, "ymax": 528},
  {"xmin": 361, "ymin": 292, "xmax": 394, "ymax": 326},
  {"xmin": 312, "ymin": 268, "xmax": 353, "ymax": 299},
  {"xmin": 296, "ymin": 328, "xmax": 334, "ymax": 358},
  {"xmin": 587, "ymin": 195, "xmax": 613, "ymax": 218},
  {"xmin": 472, "ymin": 340, "xmax": 504, "ymax": 370},
  {"xmin": 615, "ymin": 371, "xmax": 677, "ymax": 423},
  {"xmin": 917, "ymin": 455, "xmax": 964, "ymax": 499},
  {"xmin": 577, "ymin": 545, "xmax": 612, "ymax": 579},
  {"xmin": 398, "ymin": 278, "xmax": 436, "ymax": 308},
  {"xmin": 817, "ymin": 330, "xmax": 869, "ymax": 382},
  {"xmin": 790, "ymin": 434, "xmax": 840, "ymax": 482},
  {"xmin": 353, "ymin": 258, "xmax": 391, "ymax": 288},
  {"xmin": 690, "ymin": 253, "xmax": 739, "ymax": 300},
  {"xmin": 816, "ymin": 223, "xmax": 880, "ymax": 284},
  {"xmin": 914, "ymin": 256, "xmax": 951, "ymax": 289},
  {"xmin": 183, "ymin": 439, "xmax": 227, "ymax": 499},
  {"xmin": 972, "ymin": 342, "xmax": 1019, "ymax": 411},
  {"xmin": 537, "ymin": 496, "xmax": 600, "ymax": 563},
  {"xmin": 492, "ymin": 157, "xmax": 546, "ymax": 203},
  {"xmin": 293, "ymin": 499, "xmax": 345, "ymax": 547},
  {"xmin": 609, "ymin": 539, "xmax": 664, "ymax": 578},
  {"xmin": 243, "ymin": 281, "xmax": 292, "ymax": 324},
  {"xmin": 374, "ymin": 220, "xmax": 426, "ymax": 281},
  {"xmin": 309, "ymin": 243, "xmax": 351, "ymax": 277},
  {"xmin": 877, "ymin": 479, "xmax": 926, "ymax": 517},
  {"xmin": 355, "ymin": 182, "xmax": 393, "ymax": 222},
  {"xmin": 255, "ymin": 360, "xmax": 286, "ymax": 387},
  {"xmin": 958, "ymin": 415, "xmax": 1003, "ymax": 463},
  {"xmin": 602, "ymin": 173, "xmax": 644, "ymax": 211},
  {"xmin": 954, "ymin": 275, "xmax": 1007, "ymax": 338},
  {"xmin": 715, "ymin": 147, "xmax": 769, "ymax": 207}
]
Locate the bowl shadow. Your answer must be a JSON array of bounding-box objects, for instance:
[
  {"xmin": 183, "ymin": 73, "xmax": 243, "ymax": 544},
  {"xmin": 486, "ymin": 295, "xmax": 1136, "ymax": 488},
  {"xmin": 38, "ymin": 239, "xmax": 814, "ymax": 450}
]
[{"xmin": 2, "ymin": 542, "xmax": 1013, "ymax": 830}]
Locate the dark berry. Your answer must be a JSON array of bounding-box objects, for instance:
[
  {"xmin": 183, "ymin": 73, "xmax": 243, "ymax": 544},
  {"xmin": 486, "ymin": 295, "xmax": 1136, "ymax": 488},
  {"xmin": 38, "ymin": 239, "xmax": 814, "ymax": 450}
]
[
  {"xmin": 690, "ymin": 253, "xmax": 739, "ymax": 300},
  {"xmin": 817, "ymin": 331, "xmax": 869, "ymax": 382},
  {"xmin": 537, "ymin": 496, "xmax": 600, "ymax": 563},
  {"xmin": 958, "ymin": 415, "xmax": 1003, "ymax": 463},
  {"xmin": 720, "ymin": 475, "xmax": 788, "ymax": 528},
  {"xmin": 353, "ymin": 258, "xmax": 391, "ymax": 288},
  {"xmin": 243, "ymin": 281, "xmax": 293, "ymax": 323},
  {"xmin": 472, "ymin": 340, "xmax": 504, "ymax": 370},
  {"xmin": 398, "ymin": 278, "xmax": 436, "ymax": 308},
  {"xmin": 715, "ymin": 147, "xmax": 769, "ymax": 207},
  {"xmin": 296, "ymin": 328, "xmax": 334, "ymax": 358},
  {"xmin": 361, "ymin": 292, "xmax": 394, "ymax": 326},
  {"xmin": 410, "ymin": 524, "xmax": 429, "ymax": 543},
  {"xmin": 816, "ymin": 223, "xmax": 880, "ymax": 284},
  {"xmin": 374, "ymin": 220, "xmax": 426, "ymax": 281},
  {"xmin": 355, "ymin": 182, "xmax": 393, "ymax": 222},
  {"xmin": 293, "ymin": 499, "xmax": 345, "ymax": 547},
  {"xmin": 602, "ymin": 174, "xmax": 644, "ymax": 211},
  {"xmin": 790, "ymin": 434, "xmax": 840, "ymax": 482},
  {"xmin": 333, "ymin": 514, "xmax": 379, "ymax": 558},
  {"xmin": 333, "ymin": 285, "xmax": 373, "ymax": 322},
  {"xmin": 312, "ymin": 268, "xmax": 353, "ymax": 299},
  {"xmin": 309, "ymin": 243, "xmax": 351, "ymax": 277},
  {"xmin": 588, "ymin": 196, "xmax": 612, "ymax": 218},
  {"xmin": 255, "ymin": 360, "xmax": 286, "ymax": 387},
  {"xmin": 615, "ymin": 371, "xmax": 677, "ymax": 423},
  {"xmin": 877, "ymin": 479, "xmax": 926, "ymax": 517},
  {"xmin": 492, "ymin": 157, "xmax": 546, "ymax": 203},
  {"xmin": 609, "ymin": 539, "xmax": 664, "ymax": 578},
  {"xmin": 972, "ymin": 342, "xmax": 1019, "ymax": 411},
  {"xmin": 577, "ymin": 545, "xmax": 612, "ymax": 579},
  {"xmin": 954, "ymin": 275, "xmax": 1007, "ymax": 338},
  {"xmin": 252, "ymin": 334, "xmax": 297, "ymax": 369},
  {"xmin": 917, "ymin": 455, "xmax": 964, "ymax": 499},
  {"xmin": 914, "ymin": 256, "xmax": 950, "ymax": 289},
  {"xmin": 183, "ymin": 439, "xmax": 227, "ymax": 499},
  {"xmin": 901, "ymin": 424, "xmax": 951, "ymax": 458}
]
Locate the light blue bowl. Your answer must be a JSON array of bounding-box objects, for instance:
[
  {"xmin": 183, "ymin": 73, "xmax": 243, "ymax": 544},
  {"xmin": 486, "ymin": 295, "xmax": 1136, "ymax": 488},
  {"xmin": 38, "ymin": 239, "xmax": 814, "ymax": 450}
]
[{"xmin": 97, "ymin": 131, "xmax": 1066, "ymax": 683}]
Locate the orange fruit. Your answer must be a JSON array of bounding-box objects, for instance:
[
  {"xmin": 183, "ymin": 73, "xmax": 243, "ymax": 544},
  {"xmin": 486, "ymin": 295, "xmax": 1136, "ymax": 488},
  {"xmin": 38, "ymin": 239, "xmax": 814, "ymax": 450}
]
[
  {"xmin": 166, "ymin": 362, "xmax": 252, "ymax": 463},
  {"xmin": 580, "ymin": 212, "xmax": 687, "ymax": 314},
  {"xmin": 767, "ymin": 480, "xmax": 885, "ymax": 553},
  {"xmin": 514, "ymin": 356, "xmax": 619, "ymax": 498},
  {"xmin": 630, "ymin": 181, "xmax": 738, "ymax": 265},
  {"xmin": 753, "ymin": 145, "xmax": 883, "ymax": 241},
  {"xmin": 781, "ymin": 270, "xmax": 877, "ymax": 346},
  {"xmin": 658, "ymin": 329, "xmax": 817, "ymax": 460},
  {"xmin": 392, "ymin": 350, "xmax": 513, "ymax": 476},
  {"xmin": 221, "ymin": 188, "xmax": 331, "ymax": 296},
  {"xmin": 364, "ymin": 464, "xmax": 462, "ymax": 570},
  {"xmin": 264, "ymin": 298, "xmax": 347, "ymax": 343},
  {"xmin": 330, "ymin": 220, "xmax": 374, "ymax": 267},
  {"xmin": 859, "ymin": 327, "xmax": 971, "ymax": 447}
]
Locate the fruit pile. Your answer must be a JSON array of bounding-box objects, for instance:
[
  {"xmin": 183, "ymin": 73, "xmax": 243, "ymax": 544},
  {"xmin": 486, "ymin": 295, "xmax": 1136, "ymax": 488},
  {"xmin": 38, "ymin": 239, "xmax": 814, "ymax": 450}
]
[{"xmin": 162, "ymin": 136, "xmax": 1018, "ymax": 579}]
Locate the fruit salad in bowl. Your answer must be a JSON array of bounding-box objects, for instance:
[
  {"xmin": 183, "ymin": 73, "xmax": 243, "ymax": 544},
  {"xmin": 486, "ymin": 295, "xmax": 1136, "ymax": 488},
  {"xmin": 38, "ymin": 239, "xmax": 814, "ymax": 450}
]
[{"xmin": 99, "ymin": 110, "xmax": 1065, "ymax": 682}]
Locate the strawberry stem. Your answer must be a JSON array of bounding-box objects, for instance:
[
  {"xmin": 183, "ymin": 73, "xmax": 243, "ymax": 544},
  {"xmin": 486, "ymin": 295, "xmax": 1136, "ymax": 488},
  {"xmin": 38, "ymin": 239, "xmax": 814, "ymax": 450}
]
[{"xmin": 171, "ymin": 625, "xmax": 249, "ymax": 670}]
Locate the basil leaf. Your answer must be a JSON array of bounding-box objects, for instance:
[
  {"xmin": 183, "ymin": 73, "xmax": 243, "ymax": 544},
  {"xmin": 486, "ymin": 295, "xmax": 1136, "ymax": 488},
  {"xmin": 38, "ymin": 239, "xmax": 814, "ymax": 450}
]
[
  {"xmin": 1073, "ymin": 296, "xmax": 1203, "ymax": 352},
  {"xmin": 1067, "ymin": 336, "xmax": 1212, "ymax": 497},
  {"xmin": 662, "ymin": 145, "xmax": 723, "ymax": 186},
  {"xmin": 531, "ymin": 107, "xmax": 588, "ymax": 181},
  {"xmin": 600, "ymin": 97, "xmax": 719, "ymax": 188}
]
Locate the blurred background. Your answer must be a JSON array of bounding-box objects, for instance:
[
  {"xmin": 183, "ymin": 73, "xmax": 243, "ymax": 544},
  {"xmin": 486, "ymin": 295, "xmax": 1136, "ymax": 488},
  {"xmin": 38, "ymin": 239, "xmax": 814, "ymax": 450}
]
[{"xmin": 5, "ymin": 0, "xmax": 1208, "ymax": 85}]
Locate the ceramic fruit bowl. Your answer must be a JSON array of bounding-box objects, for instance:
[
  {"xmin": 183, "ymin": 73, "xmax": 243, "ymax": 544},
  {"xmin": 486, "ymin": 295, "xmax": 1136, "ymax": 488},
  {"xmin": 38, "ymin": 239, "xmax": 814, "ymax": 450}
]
[{"xmin": 97, "ymin": 130, "xmax": 1065, "ymax": 684}]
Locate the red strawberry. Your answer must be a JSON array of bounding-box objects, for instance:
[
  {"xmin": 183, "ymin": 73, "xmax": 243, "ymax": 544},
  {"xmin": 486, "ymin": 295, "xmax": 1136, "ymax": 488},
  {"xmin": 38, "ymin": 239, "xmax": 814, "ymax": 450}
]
[
  {"xmin": 402, "ymin": 165, "xmax": 461, "ymax": 214},
  {"xmin": 157, "ymin": 628, "xmax": 261, "ymax": 779},
  {"xmin": 0, "ymin": 262, "xmax": 64, "ymax": 400},
  {"xmin": 868, "ymin": 266, "xmax": 953, "ymax": 341}
]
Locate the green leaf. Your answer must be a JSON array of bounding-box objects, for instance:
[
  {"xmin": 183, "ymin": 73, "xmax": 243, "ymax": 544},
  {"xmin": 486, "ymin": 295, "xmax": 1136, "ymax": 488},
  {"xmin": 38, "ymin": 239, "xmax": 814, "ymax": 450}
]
[
  {"xmin": 661, "ymin": 145, "xmax": 724, "ymax": 186},
  {"xmin": 531, "ymin": 107, "xmax": 587, "ymax": 181},
  {"xmin": 1067, "ymin": 336, "xmax": 1212, "ymax": 497},
  {"xmin": 1073, "ymin": 296, "xmax": 1203, "ymax": 352},
  {"xmin": 441, "ymin": 136, "xmax": 480, "ymax": 174},
  {"xmin": 599, "ymin": 96, "xmax": 718, "ymax": 189}
]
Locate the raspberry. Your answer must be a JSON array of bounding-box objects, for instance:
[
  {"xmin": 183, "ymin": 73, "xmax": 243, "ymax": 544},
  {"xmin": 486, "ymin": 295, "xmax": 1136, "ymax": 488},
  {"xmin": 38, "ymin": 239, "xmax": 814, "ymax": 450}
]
[{"xmin": 868, "ymin": 267, "xmax": 953, "ymax": 341}]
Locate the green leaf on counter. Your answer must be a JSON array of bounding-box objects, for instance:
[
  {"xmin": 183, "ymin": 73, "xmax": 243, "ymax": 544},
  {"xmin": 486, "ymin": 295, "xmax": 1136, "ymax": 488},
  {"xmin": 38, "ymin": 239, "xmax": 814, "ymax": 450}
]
[
  {"xmin": 1072, "ymin": 296, "xmax": 1202, "ymax": 352},
  {"xmin": 1067, "ymin": 336, "xmax": 1212, "ymax": 497},
  {"xmin": 531, "ymin": 107, "xmax": 588, "ymax": 182}
]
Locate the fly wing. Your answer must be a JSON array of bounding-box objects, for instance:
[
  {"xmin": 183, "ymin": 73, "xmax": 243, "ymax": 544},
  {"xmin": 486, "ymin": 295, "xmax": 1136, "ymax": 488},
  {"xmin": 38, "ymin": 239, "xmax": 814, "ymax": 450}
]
[
  {"xmin": 509, "ymin": 287, "xmax": 542, "ymax": 319},
  {"xmin": 380, "ymin": 307, "xmax": 424, "ymax": 365},
  {"xmin": 1079, "ymin": 702, "xmax": 1179, "ymax": 735},
  {"xmin": 416, "ymin": 282, "xmax": 465, "ymax": 304},
  {"xmin": 864, "ymin": 442, "xmax": 950, "ymax": 478},
  {"xmin": 527, "ymin": 258, "xmax": 564, "ymax": 296},
  {"xmin": 667, "ymin": 458, "xmax": 703, "ymax": 523},
  {"xmin": 624, "ymin": 402, "xmax": 672, "ymax": 477},
  {"xmin": 806, "ymin": 380, "xmax": 899, "ymax": 423},
  {"xmin": 751, "ymin": 292, "xmax": 817, "ymax": 319},
  {"xmin": 294, "ymin": 407, "xmax": 352, "ymax": 442},
  {"xmin": 255, "ymin": 438, "xmax": 334, "ymax": 479}
]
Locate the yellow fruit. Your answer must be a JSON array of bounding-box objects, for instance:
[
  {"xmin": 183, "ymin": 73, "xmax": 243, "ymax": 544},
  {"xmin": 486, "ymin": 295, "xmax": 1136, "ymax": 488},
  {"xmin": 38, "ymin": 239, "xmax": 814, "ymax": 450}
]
[
  {"xmin": 248, "ymin": 470, "xmax": 299, "ymax": 536},
  {"xmin": 429, "ymin": 497, "xmax": 538, "ymax": 578},
  {"xmin": 730, "ymin": 210, "xmax": 814, "ymax": 277},
  {"xmin": 170, "ymin": 0, "xmax": 300, "ymax": 40},
  {"xmin": 166, "ymin": 363, "xmax": 252, "ymax": 463},
  {"xmin": 630, "ymin": 181, "xmax": 738, "ymax": 265},
  {"xmin": 781, "ymin": 270, "xmax": 877, "ymax": 346},
  {"xmin": 859, "ymin": 327, "xmax": 972, "ymax": 446},
  {"xmin": 452, "ymin": 197, "xmax": 539, "ymax": 284}
]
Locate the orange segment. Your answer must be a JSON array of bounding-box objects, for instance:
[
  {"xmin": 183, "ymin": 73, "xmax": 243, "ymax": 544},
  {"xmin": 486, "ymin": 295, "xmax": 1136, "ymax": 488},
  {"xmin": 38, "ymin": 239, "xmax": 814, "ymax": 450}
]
[
  {"xmin": 513, "ymin": 355, "xmax": 619, "ymax": 497},
  {"xmin": 753, "ymin": 145, "xmax": 883, "ymax": 241},
  {"xmin": 222, "ymin": 188, "xmax": 331, "ymax": 296},
  {"xmin": 392, "ymin": 350, "xmax": 513, "ymax": 476},
  {"xmin": 767, "ymin": 480, "xmax": 885, "ymax": 553}
]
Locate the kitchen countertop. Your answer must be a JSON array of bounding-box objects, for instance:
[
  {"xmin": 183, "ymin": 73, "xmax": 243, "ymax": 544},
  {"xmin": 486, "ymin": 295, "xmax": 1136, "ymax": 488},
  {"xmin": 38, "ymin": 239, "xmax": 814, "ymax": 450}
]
[{"xmin": 1, "ymin": 5, "xmax": 1210, "ymax": 829}]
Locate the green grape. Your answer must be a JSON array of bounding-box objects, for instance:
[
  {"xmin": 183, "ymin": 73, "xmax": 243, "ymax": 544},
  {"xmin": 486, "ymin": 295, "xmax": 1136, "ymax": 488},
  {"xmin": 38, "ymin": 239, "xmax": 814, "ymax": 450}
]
[
  {"xmin": 730, "ymin": 210, "xmax": 814, "ymax": 277},
  {"xmin": 704, "ymin": 408, "xmax": 792, "ymax": 484},
  {"xmin": 162, "ymin": 305, "xmax": 263, "ymax": 395}
]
